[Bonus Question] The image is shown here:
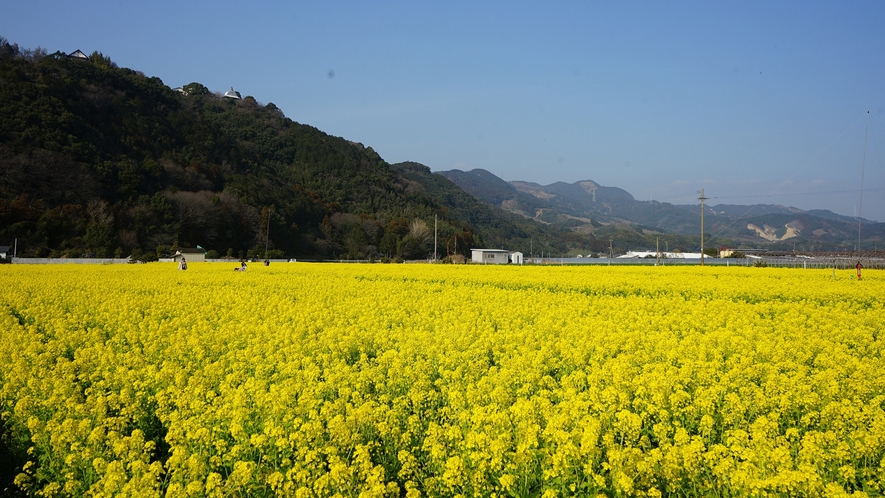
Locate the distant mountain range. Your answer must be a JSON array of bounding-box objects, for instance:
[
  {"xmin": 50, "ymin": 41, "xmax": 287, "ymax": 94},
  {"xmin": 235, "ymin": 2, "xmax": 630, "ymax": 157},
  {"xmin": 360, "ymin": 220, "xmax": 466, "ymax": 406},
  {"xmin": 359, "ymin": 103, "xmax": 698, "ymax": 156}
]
[{"xmin": 437, "ymin": 168, "xmax": 885, "ymax": 250}]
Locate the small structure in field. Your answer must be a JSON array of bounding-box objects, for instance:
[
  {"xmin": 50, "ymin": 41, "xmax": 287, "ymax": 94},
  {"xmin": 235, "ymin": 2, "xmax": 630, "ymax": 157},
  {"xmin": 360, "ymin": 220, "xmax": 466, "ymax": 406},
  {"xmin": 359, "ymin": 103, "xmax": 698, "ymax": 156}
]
[
  {"xmin": 471, "ymin": 249, "xmax": 523, "ymax": 264},
  {"xmin": 173, "ymin": 247, "xmax": 206, "ymax": 263}
]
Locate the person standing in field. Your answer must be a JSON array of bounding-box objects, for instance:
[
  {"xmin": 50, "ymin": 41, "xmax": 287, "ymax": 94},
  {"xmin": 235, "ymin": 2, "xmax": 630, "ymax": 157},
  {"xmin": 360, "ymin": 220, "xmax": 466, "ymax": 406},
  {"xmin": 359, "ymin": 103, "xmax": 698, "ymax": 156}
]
[
  {"xmin": 856, "ymin": 261, "xmax": 862, "ymax": 280},
  {"xmin": 178, "ymin": 257, "xmax": 187, "ymax": 270}
]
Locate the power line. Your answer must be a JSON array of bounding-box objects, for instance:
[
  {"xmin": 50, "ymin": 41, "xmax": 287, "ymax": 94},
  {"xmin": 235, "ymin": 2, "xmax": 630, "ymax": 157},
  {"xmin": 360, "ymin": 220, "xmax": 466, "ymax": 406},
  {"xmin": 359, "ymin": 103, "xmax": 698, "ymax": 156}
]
[
  {"xmin": 655, "ymin": 185, "xmax": 885, "ymax": 203},
  {"xmin": 714, "ymin": 187, "xmax": 885, "ymax": 200},
  {"xmin": 706, "ymin": 112, "xmax": 868, "ymax": 246},
  {"xmin": 655, "ymin": 191, "xmax": 708, "ymax": 202}
]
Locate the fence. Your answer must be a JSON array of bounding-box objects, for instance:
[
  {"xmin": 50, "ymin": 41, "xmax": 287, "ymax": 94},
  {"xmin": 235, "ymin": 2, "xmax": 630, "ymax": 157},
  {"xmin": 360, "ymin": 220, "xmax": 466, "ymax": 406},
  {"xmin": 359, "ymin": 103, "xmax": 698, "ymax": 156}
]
[
  {"xmin": 9, "ymin": 257, "xmax": 132, "ymax": 264},
  {"xmin": 751, "ymin": 257, "xmax": 885, "ymax": 270},
  {"xmin": 8, "ymin": 256, "xmax": 885, "ymax": 269},
  {"xmin": 524, "ymin": 256, "xmax": 885, "ymax": 269}
]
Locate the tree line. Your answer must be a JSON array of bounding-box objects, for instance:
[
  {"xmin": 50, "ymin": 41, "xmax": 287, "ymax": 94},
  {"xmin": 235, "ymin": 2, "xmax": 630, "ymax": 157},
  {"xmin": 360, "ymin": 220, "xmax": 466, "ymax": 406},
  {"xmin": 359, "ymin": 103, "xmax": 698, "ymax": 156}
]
[{"xmin": 1, "ymin": 38, "xmax": 610, "ymax": 260}]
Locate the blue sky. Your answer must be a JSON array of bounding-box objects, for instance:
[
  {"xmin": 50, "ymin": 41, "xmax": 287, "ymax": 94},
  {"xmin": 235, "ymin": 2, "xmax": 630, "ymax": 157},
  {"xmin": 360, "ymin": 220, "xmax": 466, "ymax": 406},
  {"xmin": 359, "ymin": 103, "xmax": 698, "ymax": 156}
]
[{"xmin": 4, "ymin": 1, "xmax": 885, "ymax": 221}]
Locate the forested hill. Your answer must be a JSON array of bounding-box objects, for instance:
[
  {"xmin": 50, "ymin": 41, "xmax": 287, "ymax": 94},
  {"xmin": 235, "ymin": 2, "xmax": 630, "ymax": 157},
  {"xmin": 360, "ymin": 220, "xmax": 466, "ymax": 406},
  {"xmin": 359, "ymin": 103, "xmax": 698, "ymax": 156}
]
[{"xmin": 0, "ymin": 39, "xmax": 589, "ymax": 260}]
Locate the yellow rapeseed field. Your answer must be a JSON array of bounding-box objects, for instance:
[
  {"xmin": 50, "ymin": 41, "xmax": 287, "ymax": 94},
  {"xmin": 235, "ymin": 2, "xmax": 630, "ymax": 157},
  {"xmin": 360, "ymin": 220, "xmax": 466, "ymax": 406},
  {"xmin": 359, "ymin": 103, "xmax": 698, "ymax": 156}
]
[{"xmin": 0, "ymin": 263, "xmax": 883, "ymax": 497}]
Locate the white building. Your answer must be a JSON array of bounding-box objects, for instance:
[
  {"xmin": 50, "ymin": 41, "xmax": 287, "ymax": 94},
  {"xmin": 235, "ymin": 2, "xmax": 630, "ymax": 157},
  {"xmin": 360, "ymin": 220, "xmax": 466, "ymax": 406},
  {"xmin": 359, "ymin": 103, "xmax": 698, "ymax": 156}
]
[
  {"xmin": 617, "ymin": 251, "xmax": 707, "ymax": 259},
  {"xmin": 471, "ymin": 249, "xmax": 523, "ymax": 264},
  {"xmin": 471, "ymin": 249, "xmax": 509, "ymax": 264},
  {"xmin": 223, "ymin": 87, "xmax": 241, "ymax": 99}
]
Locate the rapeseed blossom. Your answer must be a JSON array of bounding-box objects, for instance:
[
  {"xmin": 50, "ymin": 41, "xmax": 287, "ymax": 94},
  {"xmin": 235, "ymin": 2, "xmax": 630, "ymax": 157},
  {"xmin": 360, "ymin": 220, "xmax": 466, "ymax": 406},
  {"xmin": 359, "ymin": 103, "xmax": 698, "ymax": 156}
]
[{"xmin": 1, "ymin": 263, "xmax": 883, "ymax": 496}]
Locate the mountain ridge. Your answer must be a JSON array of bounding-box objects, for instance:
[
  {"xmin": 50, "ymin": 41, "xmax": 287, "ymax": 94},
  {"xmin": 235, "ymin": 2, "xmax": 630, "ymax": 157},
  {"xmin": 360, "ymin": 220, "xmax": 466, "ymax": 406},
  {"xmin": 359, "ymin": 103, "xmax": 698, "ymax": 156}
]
[{"xmin": 437, "ymin": 168, "xmax": 885, "ymax": 250}]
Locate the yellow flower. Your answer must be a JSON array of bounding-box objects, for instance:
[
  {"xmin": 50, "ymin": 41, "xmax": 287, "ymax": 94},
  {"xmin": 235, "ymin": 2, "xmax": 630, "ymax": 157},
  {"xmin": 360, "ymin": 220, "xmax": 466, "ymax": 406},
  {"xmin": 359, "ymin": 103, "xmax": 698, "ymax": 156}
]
[{"xmin": 1, "ymin": 264, "xmax": 883, "ymax": 496}]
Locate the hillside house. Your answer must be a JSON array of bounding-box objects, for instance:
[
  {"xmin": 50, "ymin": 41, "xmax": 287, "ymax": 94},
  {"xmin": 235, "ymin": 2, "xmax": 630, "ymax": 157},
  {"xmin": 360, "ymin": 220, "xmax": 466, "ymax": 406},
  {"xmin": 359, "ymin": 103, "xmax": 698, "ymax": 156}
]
[
  {"xmin": 68, "ymin": 49, "xmax": 88, "ymax": 60},
  {"xmin": 223, "ymin": 87, "xmax": 241, "ymax": 99}
]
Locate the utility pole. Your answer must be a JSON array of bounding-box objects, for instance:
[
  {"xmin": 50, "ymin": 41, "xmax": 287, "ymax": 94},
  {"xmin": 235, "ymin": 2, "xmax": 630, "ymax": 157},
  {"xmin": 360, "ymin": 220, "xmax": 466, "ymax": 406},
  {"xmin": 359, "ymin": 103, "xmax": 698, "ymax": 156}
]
[
  {"xmin": 656, "ymin": 237, "xmax": 660, "ymax": 266},
  {"xmin": 698, "ymin": 189, "xmax": 708, "ymax": 266},
  {"xmin": 434, "ymin": 215, "xmax": 438, "ymax": 262},
  {"xmin": 264, "ymin": 207, "xmax": 271, "ymax": 259}
]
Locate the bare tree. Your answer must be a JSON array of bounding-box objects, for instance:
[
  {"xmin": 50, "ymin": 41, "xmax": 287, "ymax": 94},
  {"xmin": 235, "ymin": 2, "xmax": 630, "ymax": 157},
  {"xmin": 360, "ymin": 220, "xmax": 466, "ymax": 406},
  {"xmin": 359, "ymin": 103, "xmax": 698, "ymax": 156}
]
[
  {"xmin": 409, "ymin": 219, "xmax": 432, "ymax": 243},
  {"xmin": 86, "ymin": 199, "xmax": 112, "ymax": 225}
]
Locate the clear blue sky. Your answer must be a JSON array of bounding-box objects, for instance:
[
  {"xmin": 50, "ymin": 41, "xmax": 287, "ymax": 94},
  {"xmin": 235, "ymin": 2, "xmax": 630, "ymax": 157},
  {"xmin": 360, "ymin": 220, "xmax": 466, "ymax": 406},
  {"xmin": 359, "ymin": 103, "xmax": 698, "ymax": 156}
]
[{"xmin": 5, "ymin": 1, "xmax": 885, "ymax": 221}]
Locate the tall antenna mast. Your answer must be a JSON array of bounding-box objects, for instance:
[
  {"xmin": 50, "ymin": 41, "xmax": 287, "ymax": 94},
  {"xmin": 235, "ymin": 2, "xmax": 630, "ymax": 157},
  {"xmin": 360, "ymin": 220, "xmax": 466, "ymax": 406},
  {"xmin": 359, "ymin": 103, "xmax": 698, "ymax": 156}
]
[
  {"xmin": 698, "ymin": 189, "xmax": 708, "ymax": 266},
  {"xmin": 858, "ymin": 110, "xmax": 869, "ymax": 256}
]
